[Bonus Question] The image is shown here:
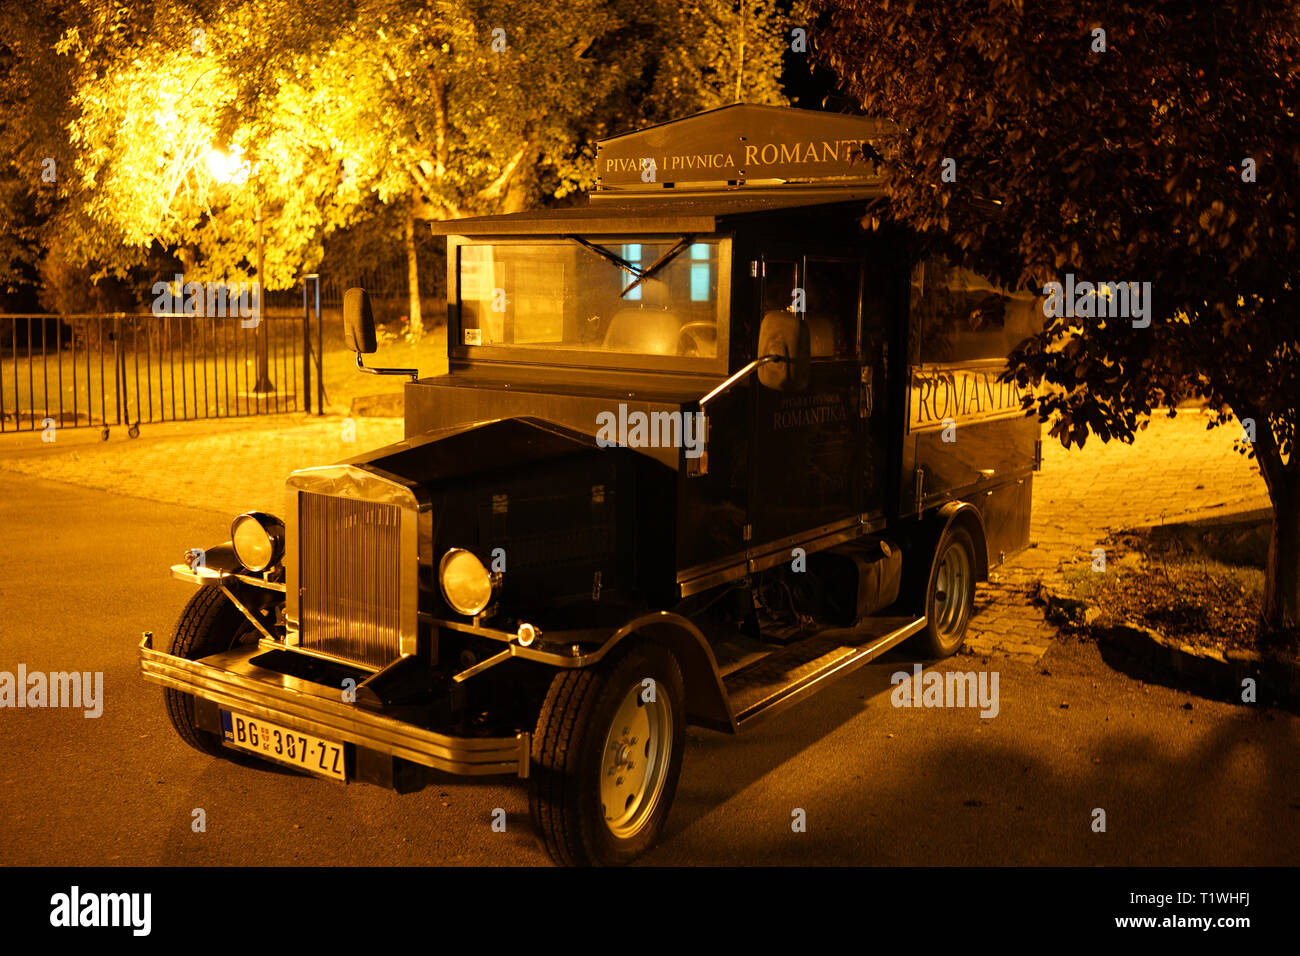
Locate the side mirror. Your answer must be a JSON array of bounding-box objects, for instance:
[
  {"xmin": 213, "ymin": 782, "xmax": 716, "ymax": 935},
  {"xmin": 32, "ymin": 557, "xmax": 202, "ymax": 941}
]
[
  {"xmin": 343, "ymin": 287, "xmax": 377, "ymax": 354},
  {"xmin": 756, "ymin": 310, "xmax": 810, "ymax": 391}
]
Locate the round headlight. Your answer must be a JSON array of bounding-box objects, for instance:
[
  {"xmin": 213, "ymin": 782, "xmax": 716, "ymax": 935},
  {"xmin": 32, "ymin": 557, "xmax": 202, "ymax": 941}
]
[
  {"xmin": 439, "ymin": 548, "xmax": 495, "ymax": 616},
  {"xmin": 231, "ymin": 512, "xmax": 285, "ymax": 572}
]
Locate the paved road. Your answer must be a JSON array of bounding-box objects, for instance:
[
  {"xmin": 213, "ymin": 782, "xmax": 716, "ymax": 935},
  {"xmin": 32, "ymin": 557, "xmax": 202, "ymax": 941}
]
[
  {"xmin": 0, "ymin": 409, "xmax": 1271, "ymax": 668},
  {"xmin": 0, "ymin": 472, "xmax": 1293, "ymax": 866}
]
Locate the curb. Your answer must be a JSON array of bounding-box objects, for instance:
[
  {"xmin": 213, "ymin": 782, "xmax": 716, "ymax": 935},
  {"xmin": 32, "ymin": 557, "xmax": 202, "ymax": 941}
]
[
  {"xmin": 1038, "ymin": 578, "xmax": 1300, "ymax": 706},
  {"xmin": 1091, "ymin": 621, "xmax": 1300, "ymax": 707},
  {"xmin": 349, "ymin": 393, "xmax": 404, "ymax": 417}
]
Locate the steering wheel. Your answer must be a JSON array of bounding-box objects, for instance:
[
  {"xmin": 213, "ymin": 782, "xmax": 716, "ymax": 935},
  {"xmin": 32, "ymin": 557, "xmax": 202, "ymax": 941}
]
[{"xmin": 677, "ymin": 322, "xmax": 717, "ymax": 357}]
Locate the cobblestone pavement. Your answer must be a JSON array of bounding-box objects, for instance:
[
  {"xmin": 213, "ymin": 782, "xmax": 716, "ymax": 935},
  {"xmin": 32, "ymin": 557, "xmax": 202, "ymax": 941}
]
[
  {"xmin": 0, "ymin": 414, "xmax": 405, "ymax": 519},
  {"xmin": 0, "ymin": 408, "xmax": 1271, "ymax": 662},
  {"xmin": 964, "ymin": 409, "xmax": 1270, "ymax": 662}
]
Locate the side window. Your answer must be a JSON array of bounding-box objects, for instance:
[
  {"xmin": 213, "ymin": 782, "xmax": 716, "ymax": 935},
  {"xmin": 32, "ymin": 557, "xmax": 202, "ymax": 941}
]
[
  {"xmin": 910, "ymin": 255, "xmax": 1041, "ymax": 363},
  {"xmin": 803, "ymin": 258, "xmax": 861, "ymax": 359},
  {"xmin": 762, "ymin": 260, "xmax": 799, "ymax": 315}
]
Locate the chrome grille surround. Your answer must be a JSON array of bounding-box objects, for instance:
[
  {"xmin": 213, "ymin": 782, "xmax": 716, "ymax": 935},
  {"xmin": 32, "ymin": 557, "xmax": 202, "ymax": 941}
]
[{"xmin": 285, "ymin": 465, "xmax": 422, "ymax": 670}]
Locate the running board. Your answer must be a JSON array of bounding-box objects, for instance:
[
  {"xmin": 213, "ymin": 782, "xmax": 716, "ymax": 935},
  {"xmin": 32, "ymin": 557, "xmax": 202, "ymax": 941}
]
[{"xmin": 726, "ymin": 616, "xmax": 927, "ymax": 728}]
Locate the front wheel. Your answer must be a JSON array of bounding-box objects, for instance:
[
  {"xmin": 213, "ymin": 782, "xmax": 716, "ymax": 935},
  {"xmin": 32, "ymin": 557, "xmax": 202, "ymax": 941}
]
[
  {"xmin": 914, "ymin": 526, "xmax": 977, "ymax": 658},
  {"xmin": 163, "ymin": 587, "xmax": 256, "ymax": 757},
  {"xmin": 529, "ymin": 642, "xmax": 686, "ymax": 866}
]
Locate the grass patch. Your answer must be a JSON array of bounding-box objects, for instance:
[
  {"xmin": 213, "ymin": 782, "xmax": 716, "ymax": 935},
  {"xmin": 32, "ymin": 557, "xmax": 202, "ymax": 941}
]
[{"xmin": 1060, "ymin": 518, "xmax": 1298, "ymax": 662}]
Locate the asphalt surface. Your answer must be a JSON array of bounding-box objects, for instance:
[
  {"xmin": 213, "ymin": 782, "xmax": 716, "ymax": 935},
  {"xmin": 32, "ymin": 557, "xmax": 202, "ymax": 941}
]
[{"xmin": 0, "ymin": 471, "xmax": 1295, "ymax": 866}]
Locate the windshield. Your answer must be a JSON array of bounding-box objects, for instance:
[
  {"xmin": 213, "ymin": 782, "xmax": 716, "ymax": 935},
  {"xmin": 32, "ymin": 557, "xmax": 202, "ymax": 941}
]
[{"xmin": 457, "ymin": 238, "xmax": 725, "ymax": 365}]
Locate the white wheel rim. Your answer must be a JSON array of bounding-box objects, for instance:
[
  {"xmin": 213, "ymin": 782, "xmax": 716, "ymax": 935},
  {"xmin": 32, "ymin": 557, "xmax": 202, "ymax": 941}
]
[
  {"xmin": 599, "ymin": 681, "xmax": 672, "ymax": 840},
  {"xmin": 933, "ymin": 542, "xmax": 973, "ymax": 641}
]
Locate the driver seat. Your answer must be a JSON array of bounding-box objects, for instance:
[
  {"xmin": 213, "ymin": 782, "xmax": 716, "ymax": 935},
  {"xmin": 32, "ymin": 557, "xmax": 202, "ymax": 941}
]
[{"xmin": 603, "ymin": 278, "xmax": 680, "ymax": 354}]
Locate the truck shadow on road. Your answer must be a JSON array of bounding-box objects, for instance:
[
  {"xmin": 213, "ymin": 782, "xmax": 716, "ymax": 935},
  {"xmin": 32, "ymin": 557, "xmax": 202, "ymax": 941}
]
[{"xmin": 647, "ymin": 643, "xmax": 1297, "ymax": 866}]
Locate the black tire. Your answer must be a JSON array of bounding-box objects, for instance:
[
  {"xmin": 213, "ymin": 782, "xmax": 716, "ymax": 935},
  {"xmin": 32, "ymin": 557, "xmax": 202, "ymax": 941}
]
[
  {"xmin": 528, "ymin": 642, "xmax": 686, "ymax": 866},
  {"xmin": 913, "ymin": 526, "xmax": 977, "ymax": 659},
  {"xmin": 163, "ymin": 587, "xmax": 253, "ymax": 757}
]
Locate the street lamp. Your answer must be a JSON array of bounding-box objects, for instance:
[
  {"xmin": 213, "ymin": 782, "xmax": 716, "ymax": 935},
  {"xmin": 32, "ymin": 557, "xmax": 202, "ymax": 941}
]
[{"xmin": 204, "ymin": 146, "xmax": 274, "ymax": 394}]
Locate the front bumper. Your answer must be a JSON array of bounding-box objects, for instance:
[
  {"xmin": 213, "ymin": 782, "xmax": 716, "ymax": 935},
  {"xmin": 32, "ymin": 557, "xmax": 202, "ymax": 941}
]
[{"xmin": 139, "ymin": 632, "xmax": 530, "ymax": 778}]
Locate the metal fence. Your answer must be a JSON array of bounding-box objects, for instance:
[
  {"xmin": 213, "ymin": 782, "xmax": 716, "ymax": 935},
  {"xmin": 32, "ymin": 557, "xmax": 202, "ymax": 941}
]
[
  {"xmin": 0, "ymin": 311, "xmax": 322, "ymax": 435},
  {"xmin": 268, "ymin": 252, "xmax": 442, "ymax": 312}
]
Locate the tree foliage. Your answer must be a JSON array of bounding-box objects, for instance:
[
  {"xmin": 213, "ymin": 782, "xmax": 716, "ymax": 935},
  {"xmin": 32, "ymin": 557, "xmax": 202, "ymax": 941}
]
[
  {"xmin": 813, "ymin": 0, "xmax": 1300, "ymax": 631},
  {"xmin": 0, "ymin": 0, "xmax": 797, "ymax": 297},
  {"xmin": 0, "ymin": 2, "xmax": 80, "ymax": 291}
]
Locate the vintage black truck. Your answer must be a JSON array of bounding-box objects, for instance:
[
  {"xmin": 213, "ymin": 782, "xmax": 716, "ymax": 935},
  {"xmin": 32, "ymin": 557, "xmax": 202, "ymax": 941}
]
[{"xmin": 140, "ymin": 104, "xmax": 1041, "ymax": 866}]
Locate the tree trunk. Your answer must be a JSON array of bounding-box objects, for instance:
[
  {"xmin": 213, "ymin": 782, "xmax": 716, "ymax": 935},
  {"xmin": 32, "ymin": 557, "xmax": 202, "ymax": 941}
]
[
  {"xmin": 177, "ymin": 244, "xmax": 198, "ymax": 278},
  {"xmin": 500, "ymin": 158, "xmax": 533, "ymax": 214},
  {"xmin": 404, "ymin": 210, "xmax": 423, "ymax": 342},
  {"xmin": 1263, "ymin": 475, "xmax": 1300, "ymax": 635}
]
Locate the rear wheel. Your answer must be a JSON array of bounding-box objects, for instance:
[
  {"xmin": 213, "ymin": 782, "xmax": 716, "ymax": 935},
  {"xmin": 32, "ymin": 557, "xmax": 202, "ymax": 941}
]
[
  {"xmin": 163, "ymin": 587, "xmax": 255, "ymax": 757},
  {"xmin": 914, "ymin": 526, "xmax": 977, "ymax": 658},
  {"xmin": 528, "ymin": 642, "xmax": 685, "ymax": 866}
]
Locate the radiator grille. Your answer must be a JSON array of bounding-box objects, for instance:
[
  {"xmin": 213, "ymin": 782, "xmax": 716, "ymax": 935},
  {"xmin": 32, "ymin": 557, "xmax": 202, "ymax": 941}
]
[{"xmin": 298, "ymin": 492, "xmax": 402, "ymax": 668}]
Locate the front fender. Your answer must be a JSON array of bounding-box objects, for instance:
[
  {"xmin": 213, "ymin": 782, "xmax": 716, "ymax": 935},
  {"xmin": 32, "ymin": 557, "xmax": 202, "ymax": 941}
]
[
  {"xmin": 170, "ymin": 541, "xmax": 246, "ymax": 586},
  {"xmin": 597, "ymin": 611, "xmax": 735, "ymax": 734}
]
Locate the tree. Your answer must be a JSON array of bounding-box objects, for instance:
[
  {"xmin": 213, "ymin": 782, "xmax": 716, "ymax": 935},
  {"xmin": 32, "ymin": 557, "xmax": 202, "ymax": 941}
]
[
  {"xmin": 274, "ymin": 0, "xmax": 622, "ymax": 338},
  {"xmin": 11, "ymin": 0, "xmax": 797, "ymax": 339},
  {"xmin": 49, "ymin": 1, "xmax": 362, "ymax": 291},
  {"xmin": 812, "ymin": 0, "xmax": 1300, "ymax": 635},
  {"xmin": 0, "ymin": 0, "xmax": 82, "ymax": 293},
  {"xmin": 255, "ymin": 0, "xmax": 796, "ymax": 337}
]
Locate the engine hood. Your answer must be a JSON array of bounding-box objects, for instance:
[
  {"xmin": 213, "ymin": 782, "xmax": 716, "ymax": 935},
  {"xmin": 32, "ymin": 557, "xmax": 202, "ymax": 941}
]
[
  {"xmin": 336, "ymin": 417, "xmax": 623, "ymax": 489},
  {"xmin": 286, "ymin": 416, "xmax": 680, "ymax": 616},
  {"xmin": 404, "ymin": 374, "xmax": 712, "ymax": 470}
]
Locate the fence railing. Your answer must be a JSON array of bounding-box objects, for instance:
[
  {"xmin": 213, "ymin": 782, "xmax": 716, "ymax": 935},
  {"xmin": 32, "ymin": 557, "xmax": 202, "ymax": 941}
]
[
  {"xmin": 262, "ymin": 253, "xmax": 442, "ymax": 312},
  {"xmin": 0, "ymin": 312, "xmax": 320, "ymax": 434}
]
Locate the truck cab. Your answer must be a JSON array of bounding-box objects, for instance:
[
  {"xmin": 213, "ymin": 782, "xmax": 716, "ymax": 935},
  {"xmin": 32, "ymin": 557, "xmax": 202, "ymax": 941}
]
[{"xmin": 140, "ymin": 104, "xmax": 1040, "ymax": 866}]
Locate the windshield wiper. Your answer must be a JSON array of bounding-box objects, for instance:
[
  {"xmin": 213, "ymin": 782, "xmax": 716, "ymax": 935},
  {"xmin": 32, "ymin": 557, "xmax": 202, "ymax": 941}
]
[
  {"xmin": 568, "ymin": 236, "xmax": 641, "ymax": 277},
  {"xmin": 566, "ymin": 235, "xmax": 696, "ymax": 297},
  {"xmin": 622, "ymin": 237, "xmax": 694, "ymax": 297}
]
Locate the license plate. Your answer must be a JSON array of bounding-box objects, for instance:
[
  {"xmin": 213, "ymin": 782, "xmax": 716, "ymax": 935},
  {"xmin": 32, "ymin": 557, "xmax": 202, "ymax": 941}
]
[{"xmin": 220, "ymin": 710, "xmax": 345, "ymax": 781}]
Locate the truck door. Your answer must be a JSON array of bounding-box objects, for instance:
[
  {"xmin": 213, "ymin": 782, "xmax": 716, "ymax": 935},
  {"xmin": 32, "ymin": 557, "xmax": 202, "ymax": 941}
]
[{"xmin": 748, "ymin": 251, "xmax": 876, "ymax": 555}]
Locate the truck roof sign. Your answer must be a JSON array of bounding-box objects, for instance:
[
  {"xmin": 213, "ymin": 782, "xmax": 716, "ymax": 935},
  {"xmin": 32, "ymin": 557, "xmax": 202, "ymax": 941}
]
[{"xmin": 595, "ymin": 103, "xmax": 891, "ymax": 192}]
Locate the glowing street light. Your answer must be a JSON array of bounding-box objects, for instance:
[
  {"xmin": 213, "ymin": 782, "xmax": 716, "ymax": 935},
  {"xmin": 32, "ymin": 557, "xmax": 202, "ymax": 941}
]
[
  {"xmin": 204, "ymin": 146, "xmax": 250, "ymax": 185},
  {"xmin": 204, "ymin": 145, "xmax": 273, "ymax": 394}
]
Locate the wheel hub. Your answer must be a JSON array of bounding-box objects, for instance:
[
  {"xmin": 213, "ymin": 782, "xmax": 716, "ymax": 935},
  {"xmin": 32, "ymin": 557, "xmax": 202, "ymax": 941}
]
[
  {"xmin": 933, "ymin": 543, "xmax": 972, "ymax": 639},
  {"xmin": 599, "ymin": 683, "xmax": 671, "ymax": 839}
]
